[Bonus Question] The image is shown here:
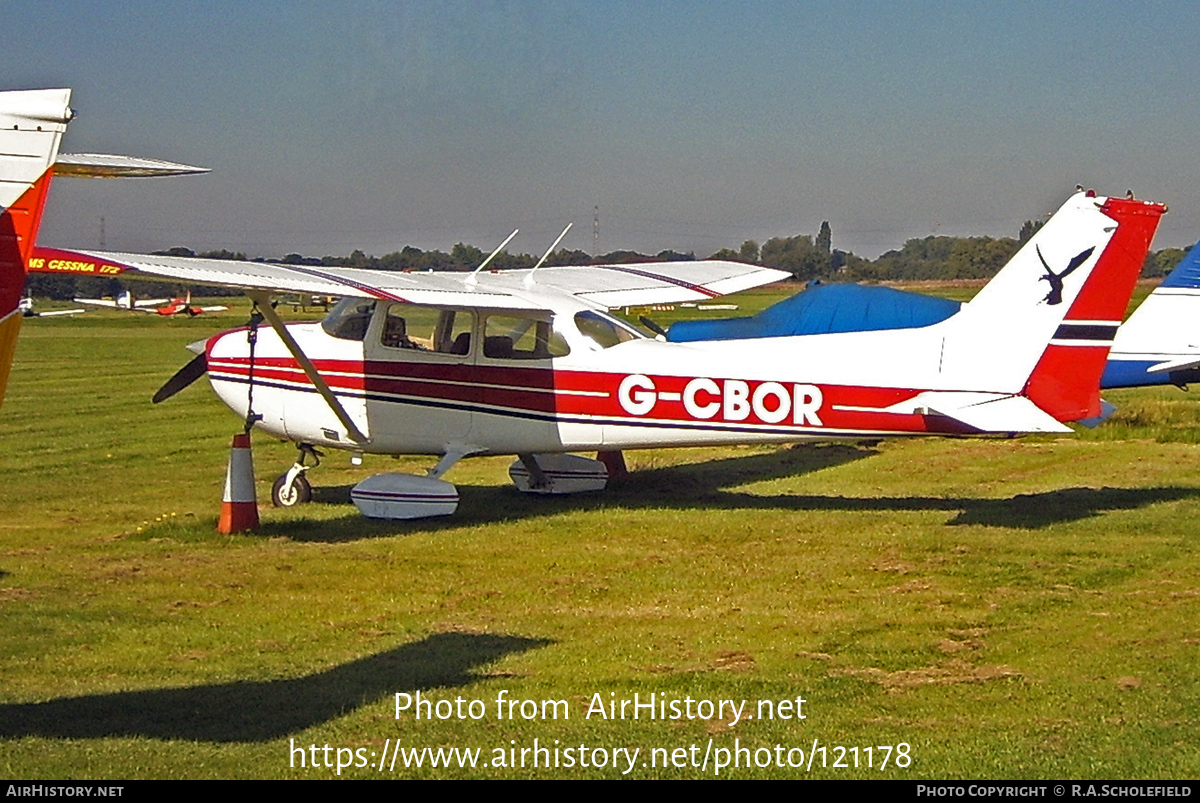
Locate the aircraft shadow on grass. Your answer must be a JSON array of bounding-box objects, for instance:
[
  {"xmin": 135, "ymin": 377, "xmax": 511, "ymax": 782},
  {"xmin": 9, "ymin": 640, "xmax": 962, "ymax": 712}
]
[
  {"xmin": 274, "ymin": 444, "xmax": 1200, "ymax": 541},
  {"xmin": 283, "ymin": 443, "xmax": 874, "ymax": 541},
  {"xmin": 0, "ymin": 631, "xmax": 549, "ymax": 743}
]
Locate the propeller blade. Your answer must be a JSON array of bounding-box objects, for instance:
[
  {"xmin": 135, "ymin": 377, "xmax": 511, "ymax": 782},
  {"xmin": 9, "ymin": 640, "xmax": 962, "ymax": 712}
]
[
  {"xmin": 153, "ymin": 352, "xmax": 208, "ymax": 404},
  {"xmin": 638, "ymin": 315, "xmax": 667, "ymax": 337}
]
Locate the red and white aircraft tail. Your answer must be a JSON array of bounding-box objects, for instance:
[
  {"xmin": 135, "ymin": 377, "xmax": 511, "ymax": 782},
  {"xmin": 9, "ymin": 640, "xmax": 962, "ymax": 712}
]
[
  {"xmin": 1017, "ymin": 196, "xmax": 1164, "ymax": 421},
  {"xmin": 0, "ymin": 89, "xmax": 73, "ymax": 407},
  {"xmin": 726, "ymin": 191, "xmax": 1169, "ymax": 437},
  {"xmin": 908, "ymin": 192, "xmax": 1164, "ymax": 429}
]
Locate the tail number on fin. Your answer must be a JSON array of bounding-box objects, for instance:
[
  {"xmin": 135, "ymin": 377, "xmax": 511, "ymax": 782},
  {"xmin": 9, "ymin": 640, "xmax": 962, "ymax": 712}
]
[{"xmin": 618, "ymin": 374, "xmax": 823, "ymax": 426}]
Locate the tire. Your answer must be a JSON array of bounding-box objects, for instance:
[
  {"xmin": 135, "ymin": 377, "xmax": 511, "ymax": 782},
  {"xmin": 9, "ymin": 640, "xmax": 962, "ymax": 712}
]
[{"xmin": 272, "ymin": 473, "xmax": 312, "ymax": 507}]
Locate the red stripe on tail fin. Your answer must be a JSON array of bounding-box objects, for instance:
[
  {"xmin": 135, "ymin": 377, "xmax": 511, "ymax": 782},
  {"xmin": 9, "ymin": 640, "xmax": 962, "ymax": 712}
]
[{"xmin": 1023, "ymin": 197, "xmax": 1166, "ymax": 421}]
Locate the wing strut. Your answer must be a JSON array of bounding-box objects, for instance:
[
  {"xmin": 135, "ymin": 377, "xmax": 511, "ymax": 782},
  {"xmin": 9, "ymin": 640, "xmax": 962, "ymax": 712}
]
[{"xmin": 246, "ymin": 290, "xmax": 370, "ymax": 445}]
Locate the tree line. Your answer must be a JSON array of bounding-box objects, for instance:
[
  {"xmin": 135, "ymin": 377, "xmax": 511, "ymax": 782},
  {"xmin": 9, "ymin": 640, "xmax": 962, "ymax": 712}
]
[{"xmin": 24, "ymin": 220, "xmax": 1191, "ymax": 300}]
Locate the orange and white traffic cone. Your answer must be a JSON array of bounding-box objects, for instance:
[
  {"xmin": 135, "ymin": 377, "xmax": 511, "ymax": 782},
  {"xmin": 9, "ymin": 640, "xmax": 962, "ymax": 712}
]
[{"xmin": 218, "ymin": 433, "xmax": 259, "ymax": 533}]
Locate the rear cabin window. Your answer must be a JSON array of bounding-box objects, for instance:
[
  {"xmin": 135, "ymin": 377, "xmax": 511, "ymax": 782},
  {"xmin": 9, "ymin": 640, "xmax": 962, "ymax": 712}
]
[{"xmin": 482, "ymin": 314, "xmax": 570, "ymax": 360}]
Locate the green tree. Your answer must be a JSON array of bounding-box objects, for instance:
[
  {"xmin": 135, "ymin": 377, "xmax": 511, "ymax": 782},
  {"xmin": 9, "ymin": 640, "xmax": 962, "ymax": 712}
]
[
  {"xmin": 1018, "ymin": 220, "xmax": 1043, "ymax": 244},
  {"xmin": 760, "ymin": 234, "xmax": 832, "ymax": 281},
  {"xmin": 1143, "ymin": 246, "xmax": 1189, "ymax": 278},
  {"xmin": 707, "ymin": 248, "xmax": 741, "ymax": 261},
  {"xmin": 449, "ymin": 243, "xmax": 486, "ymax": 270},
  {"xmin": 547, "ymin": 249, "xmax": 592, "ymax": 266},
  {"xmin": 739, "ymin": 239, "xmax": 760, "ymax": 263}
]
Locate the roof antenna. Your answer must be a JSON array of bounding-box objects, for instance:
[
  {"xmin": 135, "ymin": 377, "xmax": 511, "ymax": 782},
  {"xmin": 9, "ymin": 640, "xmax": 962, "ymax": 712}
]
[
  {"xmin": 525, "ymin": 223, "xmax": 573, "ymax": 286},
  {"xmin": 465, "ymin": 228, "xmax": 519, "ymax": 287}
]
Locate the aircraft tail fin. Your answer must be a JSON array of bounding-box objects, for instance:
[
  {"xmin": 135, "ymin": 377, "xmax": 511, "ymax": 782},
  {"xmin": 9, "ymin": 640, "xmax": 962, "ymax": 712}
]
[
  {"xmin": 1021, "ymin": 196, "xmax": 1165, "ymax": 420},
  {"xmin": 1103, "ymin": 239, "xmax": 1200, "ymax": 387},
  {"xmin": 0, "ymin": 89, "xmax": 73, "ymax": 407},
  {"xmin": 938, "ymin": 192, "xmax": 1165, "ymax": 422}
]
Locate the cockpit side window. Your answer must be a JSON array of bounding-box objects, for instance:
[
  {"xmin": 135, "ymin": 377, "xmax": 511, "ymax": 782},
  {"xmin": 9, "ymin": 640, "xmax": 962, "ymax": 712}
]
[
  {"xmin": 321, "ymin": 298, "xmax": 377, "ymax": 341},
  {"xmin": 574, "ymin": 310, "xmax": 642, "ymax": 349}
]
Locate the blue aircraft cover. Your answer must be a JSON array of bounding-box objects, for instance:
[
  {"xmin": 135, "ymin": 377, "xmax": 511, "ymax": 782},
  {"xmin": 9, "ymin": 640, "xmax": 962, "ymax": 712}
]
[
  {"xmin": 666, "ymin": 282, "xmax": 962, "ymax": 342},
  {"xmin": 1160, "ymin": 240, "xmax": 1200, "ymax": 289}
]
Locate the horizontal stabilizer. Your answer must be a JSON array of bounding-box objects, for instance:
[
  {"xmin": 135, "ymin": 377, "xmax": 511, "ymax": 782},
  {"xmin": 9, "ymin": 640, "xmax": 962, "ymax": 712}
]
[
  {"xmin": 54, "ymin": 153, "xmax": 210, "ymax": 178},
  {"xmin": 885, "ymin": 391, "xmax": 1072, "ymax": 433}
]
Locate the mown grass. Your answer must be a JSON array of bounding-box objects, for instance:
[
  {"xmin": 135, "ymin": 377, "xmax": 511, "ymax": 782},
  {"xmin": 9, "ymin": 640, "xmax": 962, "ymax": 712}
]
[{"xmin": 1, "ymin": 291, "xmax": 1199, "ymax": 779}]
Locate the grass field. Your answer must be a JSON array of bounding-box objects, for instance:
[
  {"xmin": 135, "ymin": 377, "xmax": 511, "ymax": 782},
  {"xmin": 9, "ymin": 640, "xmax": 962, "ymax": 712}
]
[{"xmin": 2, "ymin": 286, "xmax": 1199, "ymax": 779}]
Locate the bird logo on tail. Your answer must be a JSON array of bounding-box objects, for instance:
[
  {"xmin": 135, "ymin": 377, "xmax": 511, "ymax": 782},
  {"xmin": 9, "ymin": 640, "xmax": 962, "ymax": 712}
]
[{"xmin": 1038, "ymin": 245, "xmax": 1095, "ymax": 305}]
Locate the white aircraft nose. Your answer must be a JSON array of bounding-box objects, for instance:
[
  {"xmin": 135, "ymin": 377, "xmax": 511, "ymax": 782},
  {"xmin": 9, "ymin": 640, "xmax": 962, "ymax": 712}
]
[{"xmin": 185, "ymin": 338, "xmax": 207, "ymax": 355}]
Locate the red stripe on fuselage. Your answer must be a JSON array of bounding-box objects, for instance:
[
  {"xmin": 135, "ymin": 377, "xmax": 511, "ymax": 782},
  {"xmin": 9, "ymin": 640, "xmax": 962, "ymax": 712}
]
[{"xmin": 207, "ymin": 355, "xmax": 979, "ymax": 436}]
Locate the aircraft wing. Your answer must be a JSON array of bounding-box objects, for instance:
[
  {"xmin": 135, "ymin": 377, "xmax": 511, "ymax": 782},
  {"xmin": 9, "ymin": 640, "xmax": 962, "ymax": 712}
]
[
  {"xmin": 479, "ymin": 261, "xmax": 791, "ymax": 307},
  {"xmin": 72, "ymin": 297, "xmax": 124, "ymax": 308},
  {"xmin": 67, "ymin": 251, "xmax": 549, "ymax": 309},
  {"xmin": 73, "ymin": 296, "xmax": 170, "ymax": 309},
  {"xmin": 52, "ymin": 250, "xmax": 789, "ymax": 310},
  {"xmin": 32, "ymin": 308, "xmax": 86, "ymax": 317}
]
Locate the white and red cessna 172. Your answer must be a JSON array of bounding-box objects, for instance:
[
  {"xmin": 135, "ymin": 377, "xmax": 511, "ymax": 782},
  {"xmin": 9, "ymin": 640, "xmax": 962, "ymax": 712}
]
[{"xmin": 0, "ymin": 89, "xmax": 1168, "ymax": 519}]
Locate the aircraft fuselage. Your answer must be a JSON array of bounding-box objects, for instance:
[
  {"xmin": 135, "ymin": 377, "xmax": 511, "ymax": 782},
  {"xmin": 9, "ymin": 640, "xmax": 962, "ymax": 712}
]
[{"xmin": 202, "ymin": 298, "xmax": 1040, "ymax": 458}]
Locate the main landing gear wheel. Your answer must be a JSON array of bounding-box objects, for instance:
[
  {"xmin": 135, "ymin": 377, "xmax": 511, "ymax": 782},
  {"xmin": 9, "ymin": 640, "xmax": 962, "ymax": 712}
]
[{"xmin": 272, "ymin": 473, "xmax": 312, "ymax": 507}]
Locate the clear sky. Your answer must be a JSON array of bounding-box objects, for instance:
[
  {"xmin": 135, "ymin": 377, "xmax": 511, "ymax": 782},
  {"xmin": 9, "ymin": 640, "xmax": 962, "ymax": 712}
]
[{"xmin": 5, "ymin": 1, "xmax": 1199, "ymax": 259}]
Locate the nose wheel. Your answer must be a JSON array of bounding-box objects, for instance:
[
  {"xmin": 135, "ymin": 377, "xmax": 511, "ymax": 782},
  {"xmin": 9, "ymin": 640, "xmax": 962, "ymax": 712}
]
[
  {"xmin": 272, "ymin": 443, "xmax": 321, "ymax": 507},
  {"xmin": 272, "ymin": 472, "xmax": 312, "ymax": 507}
]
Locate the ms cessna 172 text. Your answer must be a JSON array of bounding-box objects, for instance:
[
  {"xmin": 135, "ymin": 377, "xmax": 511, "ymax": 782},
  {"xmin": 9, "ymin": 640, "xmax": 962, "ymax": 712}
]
[{"xmin": 0, "ymin": 88, "xmax": 1167, "ymax": 519}]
